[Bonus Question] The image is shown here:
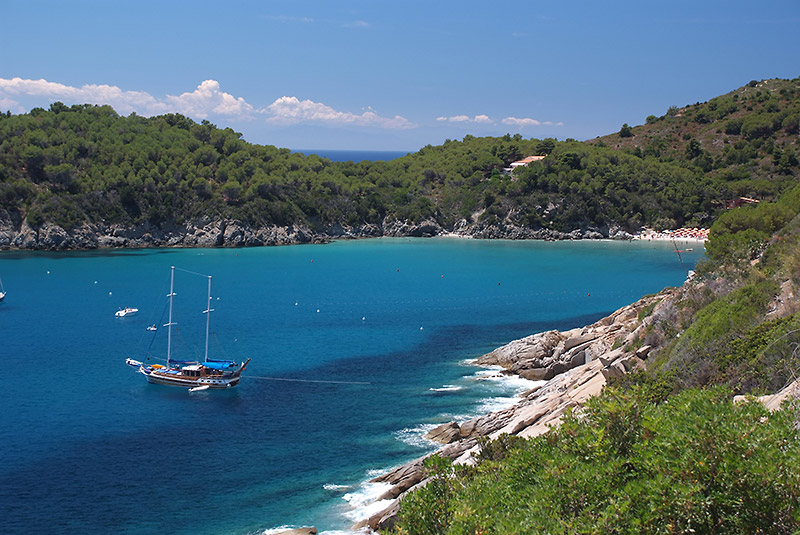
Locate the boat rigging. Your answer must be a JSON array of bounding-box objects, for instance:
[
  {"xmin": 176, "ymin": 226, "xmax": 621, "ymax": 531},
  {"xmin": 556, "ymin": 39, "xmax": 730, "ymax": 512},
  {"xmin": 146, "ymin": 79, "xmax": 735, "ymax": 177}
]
[{"xmin": 125, "ymin": 266, "xmax": 250, "ymax": 389}]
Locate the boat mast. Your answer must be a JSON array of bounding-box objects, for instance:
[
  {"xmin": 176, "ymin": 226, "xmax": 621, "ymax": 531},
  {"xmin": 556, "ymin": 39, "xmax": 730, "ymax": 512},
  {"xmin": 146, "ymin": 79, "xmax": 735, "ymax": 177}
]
[
  {"xmin": 166, "ymin": 266, "xmax": 176, "ymax": 367},
  {"xmin": 203, "ymin": 275, "xmax": 214, "ymax": 362}
]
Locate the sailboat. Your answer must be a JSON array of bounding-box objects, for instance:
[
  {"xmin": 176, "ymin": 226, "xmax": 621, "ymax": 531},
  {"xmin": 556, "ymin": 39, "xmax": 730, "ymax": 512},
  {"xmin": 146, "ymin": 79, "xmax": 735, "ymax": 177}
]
[
  {"xmin": 0, "ymin": 274, "xmax": 5, "ymax": 302},
  {"xmin": 125, "ymin": 266, "xmax": 250, "ymax": 389}
]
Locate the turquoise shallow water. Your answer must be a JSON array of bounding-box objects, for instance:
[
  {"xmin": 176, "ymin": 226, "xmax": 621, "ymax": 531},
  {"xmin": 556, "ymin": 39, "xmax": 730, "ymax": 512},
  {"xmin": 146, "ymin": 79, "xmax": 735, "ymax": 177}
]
[{"xmin": 0, "ymin": 238, "xmax": 704, "ymax": 534}]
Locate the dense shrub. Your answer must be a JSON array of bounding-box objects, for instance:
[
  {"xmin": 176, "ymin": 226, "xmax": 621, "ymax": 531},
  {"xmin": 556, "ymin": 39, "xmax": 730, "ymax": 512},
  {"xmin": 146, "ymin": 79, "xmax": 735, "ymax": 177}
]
[{"xmin": 393, "ymin": 388, "xmax": 800, "ymax": 535}]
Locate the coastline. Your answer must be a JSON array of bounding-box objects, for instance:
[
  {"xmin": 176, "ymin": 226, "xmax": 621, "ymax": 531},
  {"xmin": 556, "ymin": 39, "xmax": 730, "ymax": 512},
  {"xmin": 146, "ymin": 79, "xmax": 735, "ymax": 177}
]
[
  {"xmin": 349, "ymin": 286, "xmax": 684, "ymax": 532},
  {"xmin": 0, "ymin": 214, "xmax": 707, "ymax": 251}
]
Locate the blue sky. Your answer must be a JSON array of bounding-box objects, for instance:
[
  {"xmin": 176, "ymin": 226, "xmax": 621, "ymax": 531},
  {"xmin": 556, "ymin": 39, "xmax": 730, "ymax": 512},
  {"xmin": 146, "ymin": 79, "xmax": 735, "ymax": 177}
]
[{"xmin": 1, "ymin": 0, "xmax": 798, "ymax": 151}]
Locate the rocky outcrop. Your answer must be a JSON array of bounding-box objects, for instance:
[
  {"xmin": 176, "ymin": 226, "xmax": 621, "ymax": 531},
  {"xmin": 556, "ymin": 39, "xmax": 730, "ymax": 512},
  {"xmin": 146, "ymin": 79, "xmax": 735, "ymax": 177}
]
[
  {"xmin": 734, "ymin": 377, "xmax": 800, "ymax": 412},
  {"xmin": 0, "ymin": 217, "xmax": 331, "ymax": 250},
  {"xmin": 358, "ymin": 288, "xmax": 679, "ymax": 532},
  {"xmin": 0, "ymin": 212, "xmax": 636, "ymax": 251},
  {"xmin": 273, "ymin": 528, "xmax": 317, "ymax": 535},
  {"xmin": 473, "ymin": 291, "xmax": 666, "ymax": 385}
]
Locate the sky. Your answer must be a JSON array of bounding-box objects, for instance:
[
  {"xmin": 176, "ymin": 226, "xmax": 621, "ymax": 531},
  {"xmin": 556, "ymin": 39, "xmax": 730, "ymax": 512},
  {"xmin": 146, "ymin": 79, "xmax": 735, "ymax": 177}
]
[{"xmin": 1, "ymin": 0, "xmax": 798, "ymax": 151}]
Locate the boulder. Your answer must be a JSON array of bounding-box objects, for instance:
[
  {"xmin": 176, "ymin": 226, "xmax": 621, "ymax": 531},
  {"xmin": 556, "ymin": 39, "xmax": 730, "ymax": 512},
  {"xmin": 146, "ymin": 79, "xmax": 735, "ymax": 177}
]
[
  {"xmin": 274, "ymin": 528, "xmax": 317, "ymax": 535},
  {"xmin": 601, "ymin": 362, "xmax": 627, "ymax": 380},
  {"xmin": 635, "ymin": 344, "xmax": 653, "ymax": 359},
  {"xmin": 476, "ymin": 330, "xmax": 562, "ymax": 369},
  {"xmin": 425, "ymin": 422, "xmax": 461, "ymax": 444},
  {"xmin": 519, "ymin": 367, "xmax": 553, "ymax": 381}
]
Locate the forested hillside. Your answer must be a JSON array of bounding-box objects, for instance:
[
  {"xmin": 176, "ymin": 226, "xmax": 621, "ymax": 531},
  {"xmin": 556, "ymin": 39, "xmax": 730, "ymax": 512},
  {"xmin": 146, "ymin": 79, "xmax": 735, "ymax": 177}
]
[{"xmin": 0, "ymin": 77, "xmax": 798, "ymax": 248}]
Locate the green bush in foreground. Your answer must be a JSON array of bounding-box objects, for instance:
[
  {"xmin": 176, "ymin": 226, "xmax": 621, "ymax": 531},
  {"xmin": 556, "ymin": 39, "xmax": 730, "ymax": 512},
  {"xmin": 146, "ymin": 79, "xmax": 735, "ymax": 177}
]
[{"xmin": 393, "ymin": 388, "xmax": 800, "ymax": 535}]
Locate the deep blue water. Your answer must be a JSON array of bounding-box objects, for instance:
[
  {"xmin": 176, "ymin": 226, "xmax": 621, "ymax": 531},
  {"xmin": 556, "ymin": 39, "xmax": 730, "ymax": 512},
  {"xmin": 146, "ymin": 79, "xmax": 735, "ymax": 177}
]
[
  {"xmin": 292, "ymin": 149, "xmax": 409, "ymax": 162},
  {"xmin": 0, "ymin": 238, "xmax": 704, "ymax": 534}
]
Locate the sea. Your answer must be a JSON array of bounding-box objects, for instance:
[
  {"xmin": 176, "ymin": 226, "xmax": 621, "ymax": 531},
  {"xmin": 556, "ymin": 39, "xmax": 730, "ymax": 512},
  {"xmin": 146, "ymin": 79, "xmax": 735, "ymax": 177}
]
[
  {"xmin": 0, "ymin": 238, "xmax": 705, "ymax": 534},
  {"xmin": 291, "ymin": 149, "xmax": 409, "ymax": 162}
]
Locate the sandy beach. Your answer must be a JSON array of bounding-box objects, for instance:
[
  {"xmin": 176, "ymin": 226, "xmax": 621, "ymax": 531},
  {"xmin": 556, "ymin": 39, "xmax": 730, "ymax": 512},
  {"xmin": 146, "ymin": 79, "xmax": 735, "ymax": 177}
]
[{"xmin": 632, "ymin": 227, "xmax": 708, "ymax": 242}]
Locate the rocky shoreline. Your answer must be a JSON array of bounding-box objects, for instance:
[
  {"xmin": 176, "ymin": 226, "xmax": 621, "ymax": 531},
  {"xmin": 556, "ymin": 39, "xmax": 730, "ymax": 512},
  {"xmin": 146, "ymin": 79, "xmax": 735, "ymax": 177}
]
[
  {"xmin": 349, "ymin": 275, "xmax": 797, "ymax": 533},
  {"xmin": 352, "ymin": 288, "xmax": 673, "ymax": 532},
  {"xmin": 0, "ymin": 214, "xmax": 635, "ymax": 251}
]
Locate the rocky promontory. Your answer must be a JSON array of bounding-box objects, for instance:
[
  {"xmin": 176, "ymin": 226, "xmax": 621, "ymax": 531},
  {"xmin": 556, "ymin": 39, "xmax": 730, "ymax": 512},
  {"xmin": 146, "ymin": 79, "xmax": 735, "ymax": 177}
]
[
  {"xmin": 355, "ymin": 270, "xmax": 800, "ymax": 532},
  {"xmin": 356, "ymin": 288, "xmax": 676, "ymax": 532}
]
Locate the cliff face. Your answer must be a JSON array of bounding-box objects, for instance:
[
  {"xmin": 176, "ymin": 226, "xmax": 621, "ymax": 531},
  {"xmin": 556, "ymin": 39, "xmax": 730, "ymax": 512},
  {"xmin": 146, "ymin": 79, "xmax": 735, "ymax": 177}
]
[{"xmin": 0, "ymin": 215, "xmax": 634, "ymax": 251}]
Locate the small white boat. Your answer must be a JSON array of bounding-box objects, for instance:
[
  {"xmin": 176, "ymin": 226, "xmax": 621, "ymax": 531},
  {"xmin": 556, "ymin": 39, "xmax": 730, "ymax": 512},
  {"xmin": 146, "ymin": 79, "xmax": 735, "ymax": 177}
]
[
  {"xmin": 0, "ymin": 274, "xmax": 5, "ymax": 302},
  {"xmin": 146, "ymin": 324, "xmax": 157, "ymax": 331},
  {"xmin": 115, "ymin": 307, "xmax": 139, "ymax": 318}
]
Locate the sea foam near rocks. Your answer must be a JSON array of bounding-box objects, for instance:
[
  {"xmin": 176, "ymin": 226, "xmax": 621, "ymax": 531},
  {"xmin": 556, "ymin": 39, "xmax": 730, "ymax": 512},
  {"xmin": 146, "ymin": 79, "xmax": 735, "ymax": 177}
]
[{"xmin": 341, "ymin": 481, "xmax": 395, "ymax": 522}]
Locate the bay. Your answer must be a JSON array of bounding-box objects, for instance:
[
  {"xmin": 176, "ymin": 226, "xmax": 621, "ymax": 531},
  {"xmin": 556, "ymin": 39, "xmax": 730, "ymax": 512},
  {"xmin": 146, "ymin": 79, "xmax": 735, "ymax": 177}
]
[{"xmin": 0, "ymin": 238, "xmax": 704, "ymax": 534}]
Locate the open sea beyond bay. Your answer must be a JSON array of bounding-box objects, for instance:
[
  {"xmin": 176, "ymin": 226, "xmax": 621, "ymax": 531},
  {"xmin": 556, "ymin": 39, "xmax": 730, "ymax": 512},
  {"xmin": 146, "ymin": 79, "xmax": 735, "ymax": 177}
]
[{"xmin": 0, "ymin": 238, "xmax": 704, "ymax": 534}]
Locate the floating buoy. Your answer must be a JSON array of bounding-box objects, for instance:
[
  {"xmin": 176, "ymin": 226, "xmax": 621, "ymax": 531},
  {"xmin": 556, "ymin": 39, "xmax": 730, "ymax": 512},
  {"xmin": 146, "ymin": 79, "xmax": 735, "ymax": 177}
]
[
  {"xmin": 588, "ymin": 293, "xmax": 591, "ymax": 297},
  {"xmin": 362, "ymin": 316, "xmax": 366, "ymax": 321},
  {"xmin": 420, "ymin": 326, "xmax": 424, "ymax": 330},
  {"xmin": 316, "ymin": 309, "xmax": 320, "ymax": 313}
]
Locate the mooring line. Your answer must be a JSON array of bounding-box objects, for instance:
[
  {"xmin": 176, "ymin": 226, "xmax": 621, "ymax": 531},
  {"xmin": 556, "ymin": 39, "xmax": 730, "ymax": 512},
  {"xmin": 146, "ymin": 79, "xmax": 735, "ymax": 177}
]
[{"xmin": 246, "ymin": 376, "xmax": 371, "ymax": 385}]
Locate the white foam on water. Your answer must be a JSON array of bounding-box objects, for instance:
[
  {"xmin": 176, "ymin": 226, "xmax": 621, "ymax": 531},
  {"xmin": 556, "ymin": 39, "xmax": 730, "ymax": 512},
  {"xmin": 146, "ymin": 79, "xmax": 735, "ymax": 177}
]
[
  {"xmin": 365, "ymin": 467, "xmax": 389, "ymax": 479},
  {"xmin": 471, "ymin": 364, "xmax": 505, "ymax": 377},
  {"xmin": 263, "ymin": 528, "xmax": 366, "ymax": 535},
  {"xmin": 393, "ymin": 423, "xmax": 441, "ymax": 449},
  {"xmin": 429, "ymin": 384, "xmax": 462, "ymax": 392},
  {"xmin": 476, "ymin": 395, "xmax": 520, "ymax": 414},
  {"xmin": 262, "ymin": 526, "xmax": 306, "ymax": 534},
  {"xmin": 323, "ymin": 483, "xmax": 351, "ymax": 492},
  {"xmin": 468, "ymin": 367, "xmax": 547, "ymax": 415},
  {"xmin": 341, "ymin": 480, "xmax": 395, "ymax": 522}
]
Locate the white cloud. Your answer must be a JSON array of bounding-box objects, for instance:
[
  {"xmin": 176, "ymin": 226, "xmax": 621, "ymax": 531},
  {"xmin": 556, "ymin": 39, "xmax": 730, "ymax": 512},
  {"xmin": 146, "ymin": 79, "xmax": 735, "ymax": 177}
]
[
  {"xmin": 0, "ymin": 77, "xmax": 414, "ymax": 130},
  {"xmin": 502, "ymin": 116, "xmax": 564, "ymax": 128},
  {"xmin": 0, "ymin": 95, "xmax": 23, "ymax": 113},
  {"xmin": 502, "ymin": 117, "xmax": 541, "ymax": 127},
  {"xmin": 267, "ymin": 96, "xmax": 414, "ymax": 129},
  {"xmin": 436, "ymin": 114, "xmax": 495, "ymax": 124},
  {"xmin": 165, "ymin": 80, "xmax": 254, "ymax": 119},
  {"xmin": 0, "ymin": 77, "xmax": 166, "ymax": 116}
]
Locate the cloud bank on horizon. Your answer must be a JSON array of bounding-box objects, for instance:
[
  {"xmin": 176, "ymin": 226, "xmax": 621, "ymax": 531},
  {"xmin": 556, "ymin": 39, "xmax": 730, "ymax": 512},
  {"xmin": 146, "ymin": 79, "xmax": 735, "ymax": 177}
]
[{"xmin": 0, "ymin": 77, "xmax": 558, "ymax": 134}]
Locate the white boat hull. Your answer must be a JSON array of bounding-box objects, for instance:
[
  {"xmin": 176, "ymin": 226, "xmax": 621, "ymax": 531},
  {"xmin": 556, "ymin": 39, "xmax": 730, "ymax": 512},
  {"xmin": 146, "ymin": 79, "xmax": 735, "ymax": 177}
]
[{"xmin": 139, "ymin": 367, "xmax": 242, "ymax": 389}]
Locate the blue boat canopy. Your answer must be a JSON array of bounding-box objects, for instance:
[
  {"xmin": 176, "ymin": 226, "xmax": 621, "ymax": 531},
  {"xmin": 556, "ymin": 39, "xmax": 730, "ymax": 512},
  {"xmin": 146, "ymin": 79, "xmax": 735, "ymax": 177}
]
[{"xmin": 202, "ymin": 360, "xmax": 236, "ymax": 370}]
